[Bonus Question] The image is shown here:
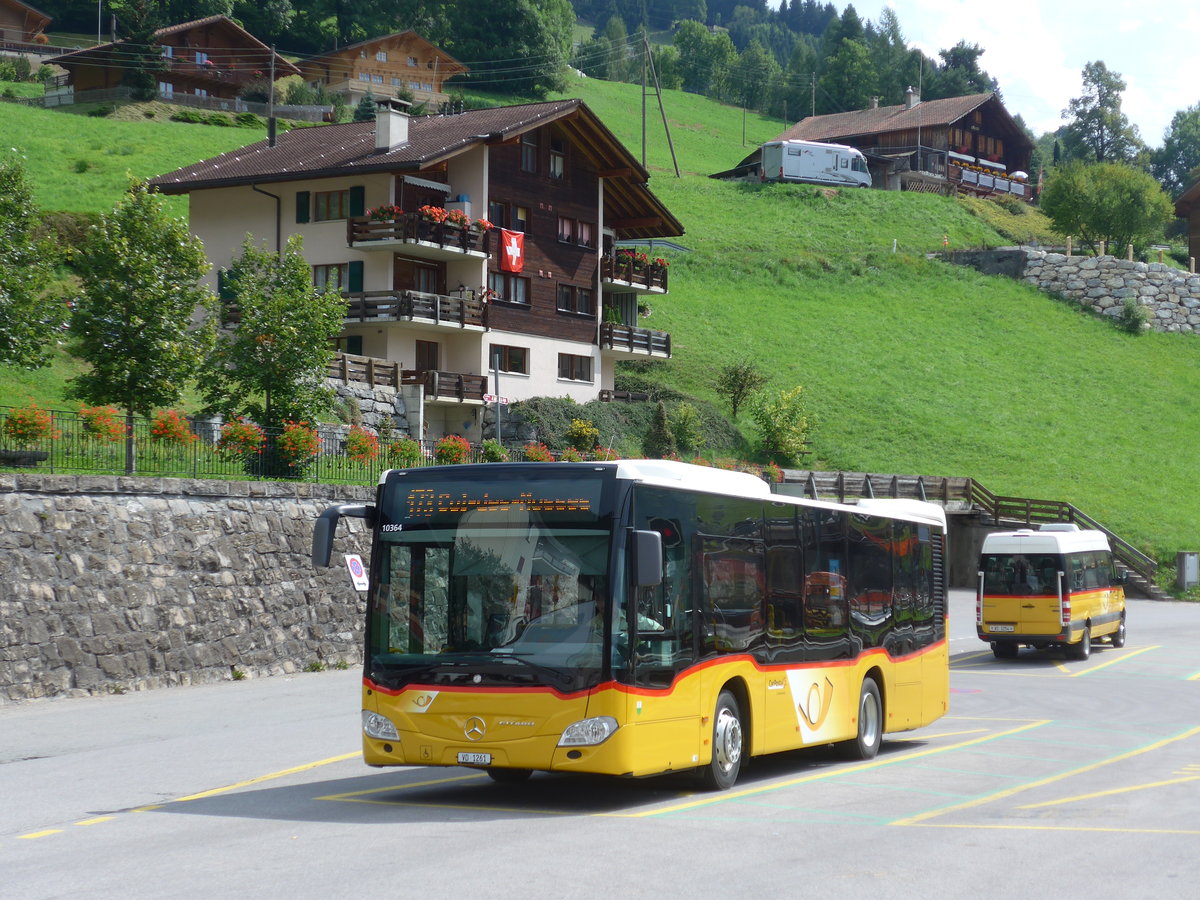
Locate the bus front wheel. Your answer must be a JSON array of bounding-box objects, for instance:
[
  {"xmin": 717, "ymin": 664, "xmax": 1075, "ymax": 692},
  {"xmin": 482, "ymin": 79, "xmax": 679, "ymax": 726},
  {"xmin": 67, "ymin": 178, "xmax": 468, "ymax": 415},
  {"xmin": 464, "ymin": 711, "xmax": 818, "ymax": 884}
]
[
  {"xmin": 840, "ymin": 678, "xmax": 882, "ymax": 760},
  {"xmin": 699, "ymin": 690, "xmax": 744, "ymax": 790},
  {"xmin": 1110, "ymin": 614, "xmax": 1127, "ymax": 648}
]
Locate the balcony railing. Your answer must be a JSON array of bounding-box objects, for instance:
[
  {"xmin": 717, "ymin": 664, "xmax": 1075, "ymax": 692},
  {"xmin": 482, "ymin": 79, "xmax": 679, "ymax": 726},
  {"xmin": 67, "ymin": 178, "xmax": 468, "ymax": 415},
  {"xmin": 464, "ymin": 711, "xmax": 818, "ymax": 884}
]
[
  {"xmin": 600, "ymin": 256, "xmax": 669, "ymax": 293},
  {"xmin": 348, "ymin": 214, "xmax": 493, "ymax": 258},
  {"xmin": 402, "ymin": 369, "xmax": 488, "ymax": 404},
  {"xmin": 948, "ymin": 163, "xmax": 1031, "ymax": 200},
  {"xmin": 328, "ymin": 353, "xmax": 401, "ymax": 388},
  {"xmin": 600, "ymin": 322, "xmax": 671, "ymax": 358},
  {"xmin": 343, "ymin": 290, "xmax": 486, "ymax": 329}
]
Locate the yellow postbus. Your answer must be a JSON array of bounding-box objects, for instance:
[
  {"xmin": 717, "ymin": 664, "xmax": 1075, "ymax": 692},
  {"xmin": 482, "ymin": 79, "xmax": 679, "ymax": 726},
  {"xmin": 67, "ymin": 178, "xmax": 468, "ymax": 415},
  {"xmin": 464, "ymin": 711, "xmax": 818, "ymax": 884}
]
[
  {"xmin": 314, "ymin": 461, "xmax": 950, "ymax": 790},
  {"xmin": 977, "ymin": 524, "xmax": 1127, "ymax": 660}
]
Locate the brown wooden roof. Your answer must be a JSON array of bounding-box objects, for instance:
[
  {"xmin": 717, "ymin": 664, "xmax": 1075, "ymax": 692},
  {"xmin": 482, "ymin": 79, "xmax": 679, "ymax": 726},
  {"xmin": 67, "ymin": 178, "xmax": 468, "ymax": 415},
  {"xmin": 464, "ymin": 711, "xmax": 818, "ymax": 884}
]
[
  {"xmin": 1, "ymin": 0, "xmax": 51, "ymax": 31},
  {"xmin": 150, "ymin": 99, "xmax": 684, "ymax": 240},
  {"xmin": 779, "ymin": 93, "xmax": 1015, "ymax": 143},
  {"xmin": 300, "ymin": 30, "xmax": 467, "ymax": 76}
]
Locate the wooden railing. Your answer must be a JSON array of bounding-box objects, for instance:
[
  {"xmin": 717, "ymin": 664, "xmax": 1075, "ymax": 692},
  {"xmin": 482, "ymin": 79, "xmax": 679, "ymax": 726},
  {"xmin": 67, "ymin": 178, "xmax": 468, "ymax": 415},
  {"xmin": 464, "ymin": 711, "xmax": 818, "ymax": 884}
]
[
  {"xmin": 347, "ymin": 214, "xmax": 493, "ymax": 255},
  {"xmin": 327, "ymin": 353, "xmax": 400, "ymax": 388},
  {"xmin": 600, "ymin": 322, "xmax": 671, "ymax": 356},
  {"xmin": 598, "ymin": 389, "xmax": 650, "ymax": 402},
  {"xmin": 600, "ymin": 256, "xmax": 669, "ymax": 291},
  {"xmin": 343, "ymin": 290, "xmax": 486, "ymax": 328},
  {"xmin": 948, "ymin": 163, "xmax": 1031, "ymax": 200},
  {"xmin": 401, "ymin": 369, "xmax": 487, "ymax": 403}
]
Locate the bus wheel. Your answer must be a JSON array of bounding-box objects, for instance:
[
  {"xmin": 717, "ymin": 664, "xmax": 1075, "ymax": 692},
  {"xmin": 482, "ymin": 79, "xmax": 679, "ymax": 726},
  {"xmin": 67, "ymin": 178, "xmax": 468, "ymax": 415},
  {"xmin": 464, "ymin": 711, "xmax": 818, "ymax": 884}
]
[
  {"xmin": 840, "ymin": 678, "xmax": 882, "ymax": 760},
  {"xmin": 1068, "ymin": 627, "xmax": 1091, "ymax": 661},
  {"xmin": 486, "ymin": 768, "xmax": 532, "ymax": 784},
  {"xmin": 1110, "ymin": 615, "xmax": 1127, "ymax": 648},
  {"xmin": 699, "ymin": 690, "xmax": 744, "ymax": 790}
]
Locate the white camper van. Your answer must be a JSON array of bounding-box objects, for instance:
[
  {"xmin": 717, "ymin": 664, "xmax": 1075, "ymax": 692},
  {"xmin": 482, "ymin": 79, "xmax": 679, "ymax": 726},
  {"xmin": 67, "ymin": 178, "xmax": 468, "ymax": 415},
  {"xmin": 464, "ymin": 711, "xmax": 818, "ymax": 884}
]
[{"xmin": 760, "ymin": 139, "xmax": 871, "ymax": 188}]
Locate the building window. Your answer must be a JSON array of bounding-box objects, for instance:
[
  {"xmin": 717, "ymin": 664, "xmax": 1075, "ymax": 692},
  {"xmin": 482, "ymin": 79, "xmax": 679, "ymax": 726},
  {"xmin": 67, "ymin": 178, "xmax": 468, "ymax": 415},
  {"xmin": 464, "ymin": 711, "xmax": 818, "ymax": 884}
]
[
  {"xmin": 372, "ymin": 74, "xmax": 384, "ymax": 84},
  {"xmin": 195, "ymin": 51, "xmax": 208, "ymax": 65},
  {"xmin": 549, "ymin": 135, "xmax": 565, "ymax": 181},
  {"xmin": 490, "ymin": 344, "xmax": 529, "ymax": 375},
  {"xmin": 488, "ymin": 271, "xmax": 529, "ymax": 305},
  {"xmin": 514, "ymin": 206, "xmax": 529, "ymax": 232},
  {"xmin": 578, "ymin": 221, "xmax": 595, "ymax": 249},
  {"xmin": 415, "ymin": 340, "xmax": 439, "ymax": 371},
  {"xmin": 161, "ymin": 45, "xmax": 173, "ymax": 58},
  {"xmin": 556, "ymin": 284, "xmax": 593, "ymax": 316},
  {"xmin": 558, "ymin": 216, "xmax": 575, "ymax": 243},
  {"xmin": 521, "ymin": 133, "xmax": 538, "ymax": 173},
  {"xmin": 408, "ymin": 55, "xmax": 419, "ymax": 67},
  {"xmin": 390, "ymin": 76, "xmax": 401, "ymax": 86},
  {"xmin": 376, "ymin": 50, "xmax": 388, "ymax": 62},
  {"xmin": 558, "ymin": 354, "xmax": 593, "ymax": 382},
  {"xmin": 313, "ymin": 263, "xmax": 349, "ymax": 293},
  {"xmin": 314, "ymin": 189, "xmax": 350, "ymax": 221},
  {"xmin": 333, "ymin": 335, "xmax": 363, "ymax": 356},
  {"xmin": 158, "ymin": 81, "xmax": 174, "ymax": 98},
  {"xmin": 488, "ymin": 201, "xmax": 508, "ymax": 230}
]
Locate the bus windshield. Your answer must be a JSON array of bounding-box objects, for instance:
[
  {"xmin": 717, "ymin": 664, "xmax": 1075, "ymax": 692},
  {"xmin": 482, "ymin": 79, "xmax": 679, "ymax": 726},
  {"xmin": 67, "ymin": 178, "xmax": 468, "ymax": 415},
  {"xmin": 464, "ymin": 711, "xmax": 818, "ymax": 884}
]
[
  {"xmin": 367, "ymin": 470, "xmax": 620, "ymax": 692},
  {"xmin": 981, "ymin": 553, "xmax": 1061, "ymax": 595}
]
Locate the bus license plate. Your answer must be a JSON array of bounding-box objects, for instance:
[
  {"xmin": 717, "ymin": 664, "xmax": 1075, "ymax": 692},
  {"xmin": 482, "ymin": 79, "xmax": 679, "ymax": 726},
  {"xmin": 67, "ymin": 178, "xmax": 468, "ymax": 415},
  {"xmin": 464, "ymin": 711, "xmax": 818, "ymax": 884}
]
[
  {"xmin": 457, "ymin": 752, "xmax": 492, "ymax": 766},
  {"xmin": 990, "ymin": 624, "xmax": 1015, "ymax": 632}
]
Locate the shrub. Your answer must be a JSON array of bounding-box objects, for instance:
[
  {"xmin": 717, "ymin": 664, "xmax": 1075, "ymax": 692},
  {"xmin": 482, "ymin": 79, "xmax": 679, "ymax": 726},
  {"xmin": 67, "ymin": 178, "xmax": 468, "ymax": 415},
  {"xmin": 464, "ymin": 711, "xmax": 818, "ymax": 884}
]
[
  {"xmin": 642, "ymin": 401, "xmax": 677, "ymax": 458},
  {"xmin": 560, "ymin": 446, "xmax": 584, "ymax": 462},
  {"xmin": 150, "ymin": 409, "xmax": 196, "ymax": 446},
  {"xmin": 433, "ymin": 434, "xmax": 470, "ymax": 465},
  {"xmin": 715, "ymin": 359, "xmax": 768, "ymax": 418},
  {"xmin": 523, "ymin": 441, "xmax": 554, "ymax": 462},
  {"xmin": 763, "ymin": 461, "xmax": 785, "ymax": 483},
  {"xmin": 669, "ymin": 402, "xmax": 705, "ymax": 454},
  {"xmin": 216, "ymin": 417, "xmax": 266, "ymax": 457},
  {"xmin": 79, "ymin": 405, "xmax": 123, "ymax": 443},
  {"xmin": 593, "ymin": 446, "xmax": 621, "ymax": 461},
  {"xmin": 749, "ymin": 387, "xmax": 809, "ymax": 464},
  {"xmin": 1115, "ymin": 297, "xmax": 1148, "ymax": 334},
  {"xmin": 388, "ymin": 437, "xmax": 422, "ymax": 467},
  {"xmin": 72, "ymin": 159, "xmax": 89, "ymax": 174},
  {"xmin": 206, "ymin": 113, "xmax": 233, "ymax": 127},
  {"xmin": 3, "ymin": 402, "xmax": 58, "ymax": 448},
  {"xmin": 234, "ymin": 111, "xmax": 262, "ymax": 128},
  {"xmin": 565, "ymin": 417, "xmax": 599, "ymax": 451},
  {"xmin": 345, "ymin": 425, "xmax": 380, "ymax": 464},
  {"xmin": 170, "ymin": 109, "xmax": 205, "ymax": 124},
  {"xmin": 86, "ymin": 105, "xmax": 115, "ymax": 117},
  {"xmin": 277, "ymin": 420, "xmax": 320, "ymax": 466},
  {"xmin": 480, "ymin": 438, "xmax": 510, "ymax": 462}
]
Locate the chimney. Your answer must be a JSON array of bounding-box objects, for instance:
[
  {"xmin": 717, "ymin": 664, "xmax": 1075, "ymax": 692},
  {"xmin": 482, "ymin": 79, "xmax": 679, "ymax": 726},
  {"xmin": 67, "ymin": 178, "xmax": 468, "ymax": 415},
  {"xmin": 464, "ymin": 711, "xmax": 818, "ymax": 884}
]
[
  {"xmin": 904, "ymin": 86, "xmax": 920, "ymax": 110},
  {"xmin": 375, "ymin": 97, "xmax": 411, "ymax": 153},
  {"xmin": 869, "ymin": 96, "xmax": 879, "ymax": 110}
]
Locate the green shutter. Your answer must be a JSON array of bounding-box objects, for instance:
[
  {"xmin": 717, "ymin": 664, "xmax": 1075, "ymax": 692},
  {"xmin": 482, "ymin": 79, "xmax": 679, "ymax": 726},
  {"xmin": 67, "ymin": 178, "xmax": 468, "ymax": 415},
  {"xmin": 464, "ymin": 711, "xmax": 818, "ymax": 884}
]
[
  {"xmin": 349, "ymin": 185, "xmax": 365, "ymax": 218},
  {"xmin": 348, "ymin": 260, "xmax": 364, "ymax": 293},
  {"xmin": 217, "ymin": 269, "xmax": 233, "ymax": 300},
  {"xmin": 296, "ymin": 191, "xmax": 310, "ymax": 223}
]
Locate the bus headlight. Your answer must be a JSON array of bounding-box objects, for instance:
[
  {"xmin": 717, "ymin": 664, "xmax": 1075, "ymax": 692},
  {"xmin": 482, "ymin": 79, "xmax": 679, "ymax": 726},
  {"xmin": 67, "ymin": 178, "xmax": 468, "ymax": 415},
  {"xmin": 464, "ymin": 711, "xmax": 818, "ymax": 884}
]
[
  {"xmin": 558, "ymin": 716, "xmax": 618, "ymax": 747},
  {"xmin": 362, "ymin": 710, "xmax": 400, "ymax": 740}
]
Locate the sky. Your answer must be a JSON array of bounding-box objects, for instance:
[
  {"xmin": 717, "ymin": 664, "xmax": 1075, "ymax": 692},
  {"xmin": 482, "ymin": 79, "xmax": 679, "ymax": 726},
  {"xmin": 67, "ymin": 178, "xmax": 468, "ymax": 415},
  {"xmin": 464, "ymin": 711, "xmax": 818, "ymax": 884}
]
[{"xmin": 879, "ymin": 0, "xmax": 1200, "ymax": 146}]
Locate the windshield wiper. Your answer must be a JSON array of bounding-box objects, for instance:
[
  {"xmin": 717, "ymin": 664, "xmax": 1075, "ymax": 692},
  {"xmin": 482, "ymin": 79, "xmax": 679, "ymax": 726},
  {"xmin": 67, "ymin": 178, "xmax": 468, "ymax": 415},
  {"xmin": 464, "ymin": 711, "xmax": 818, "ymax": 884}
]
[{"xmin": 488, "ymin": 653, "xmax": 578, "ymax": 690}]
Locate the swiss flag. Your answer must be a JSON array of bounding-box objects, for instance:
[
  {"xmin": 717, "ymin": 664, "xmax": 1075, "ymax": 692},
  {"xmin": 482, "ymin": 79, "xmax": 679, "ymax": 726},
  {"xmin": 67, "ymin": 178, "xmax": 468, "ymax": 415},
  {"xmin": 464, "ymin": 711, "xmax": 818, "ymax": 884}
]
[{"xmin": 499, "ymin": 229, "xmax": 524, "ymax": 273}]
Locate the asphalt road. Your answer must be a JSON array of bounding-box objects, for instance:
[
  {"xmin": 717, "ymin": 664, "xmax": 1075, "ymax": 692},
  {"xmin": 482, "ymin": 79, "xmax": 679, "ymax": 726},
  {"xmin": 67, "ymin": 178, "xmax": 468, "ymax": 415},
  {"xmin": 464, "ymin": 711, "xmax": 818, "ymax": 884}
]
[{"xmin": 4, "ymin": 590, "xmax": 1200, "ymax": 899}]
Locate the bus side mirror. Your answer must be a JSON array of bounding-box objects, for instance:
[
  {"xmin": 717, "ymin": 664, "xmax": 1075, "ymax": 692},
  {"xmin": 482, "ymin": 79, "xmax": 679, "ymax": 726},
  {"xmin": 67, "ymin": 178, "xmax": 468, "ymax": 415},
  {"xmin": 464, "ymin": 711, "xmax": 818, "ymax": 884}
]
[
  {"xmin": 633, "ymin": 529, "xmax": 663, "ymax": 587},
  {"xmin": 312, "ymin": 503, "xmax": 373, "ymax": 567}
]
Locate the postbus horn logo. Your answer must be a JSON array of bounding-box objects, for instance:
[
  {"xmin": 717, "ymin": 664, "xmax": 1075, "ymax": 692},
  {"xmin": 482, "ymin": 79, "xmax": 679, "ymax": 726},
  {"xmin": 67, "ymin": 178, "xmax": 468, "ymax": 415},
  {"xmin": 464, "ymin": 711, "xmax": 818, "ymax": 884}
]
[{"xmin": 798, "ymin": 677, "xmax": 834, "ymax": 730}]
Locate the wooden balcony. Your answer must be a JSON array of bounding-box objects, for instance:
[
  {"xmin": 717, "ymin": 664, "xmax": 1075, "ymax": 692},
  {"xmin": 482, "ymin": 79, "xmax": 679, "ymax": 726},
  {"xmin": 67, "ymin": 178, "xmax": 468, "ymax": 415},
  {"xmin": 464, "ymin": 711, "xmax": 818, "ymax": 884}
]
[
  {"xmin": 343, "ymin": 290, "xmax": 486, "ymax": 332},
  {"xmin": 948, "ymin": 163, "xmax": 1031, "ymax": 201},
  {"xmin": 600, "ymin": 256, "xmax": 669, "ymax": 294},
  {"xmin": 327, "ymin": 352, "xmax": 400, "ymax": 388},
  {"xmin": 402, "ymin": 369, "xmax": 488, "ymax": 405},
  {"xmin": 348, "ymin": 213, "xmax": 492, "ymax": 261},
  {"xmin": 600, "ymin": 322, "xmax": 671, "ymax": 358}
]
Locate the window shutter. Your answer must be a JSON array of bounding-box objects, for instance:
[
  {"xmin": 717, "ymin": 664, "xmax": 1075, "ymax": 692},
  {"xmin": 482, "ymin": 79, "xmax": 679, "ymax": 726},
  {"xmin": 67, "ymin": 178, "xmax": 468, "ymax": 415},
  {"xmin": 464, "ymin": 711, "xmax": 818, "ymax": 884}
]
[
  {"xmin": 296, "ymin": 191, "xmax": 310, "ymax": 223},
  {"xmin": 348, "ymin": 260, "xmax": 364, "ymax": 293},
  {"xmin": 217, "ymin": 269, "xmax": 233, "ymax": 300},
  {"xmin": 349, "ymin": 185, "xmax": 365, "ymax": 218}
]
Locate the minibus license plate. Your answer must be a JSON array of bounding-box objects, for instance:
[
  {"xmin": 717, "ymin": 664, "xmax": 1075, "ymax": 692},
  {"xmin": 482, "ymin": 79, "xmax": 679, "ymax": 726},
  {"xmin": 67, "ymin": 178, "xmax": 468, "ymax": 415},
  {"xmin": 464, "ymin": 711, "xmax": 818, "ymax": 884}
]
[
  {"xmin": 457, "ymin": 752, "xmax": 492, "ymax": 765},
  {"xmin": 990, "ymin": 624, "xmax": 1015, "ymax": 632}
]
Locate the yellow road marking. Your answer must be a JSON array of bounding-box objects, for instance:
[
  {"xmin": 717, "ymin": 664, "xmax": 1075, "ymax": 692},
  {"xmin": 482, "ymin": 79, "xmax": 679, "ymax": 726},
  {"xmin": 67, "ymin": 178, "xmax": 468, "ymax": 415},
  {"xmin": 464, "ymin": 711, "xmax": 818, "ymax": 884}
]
[
  {"xmin": 626, "ymin": 719, "xmax": 1050, "ymax": 818},
  {"xmin": 906, "ymin": 729, "xmax": 989, "ymax": 740},
  {"xmin": 1187, "ymin": 671, "xmax": 1200, "ymax": 682},
  {"xmin": 139, "ymin": 751, "xmax": 361, "ymax": 808},
  {"xmin": 951, "ymin": 651, "xmax": 995, "ymax": 664},
  {"xmin": 1018, "ymin": 774, "xmax": 1200, "ymax": 809},
  {"xmin": 1070, "ymin": 645, "xmax": 1159, "ymax": 677},
  {"xmin": 74, "ymin": 816, "xmax": 116, "ymax": 826},
  {"xmin": 17, "ymin": 829, "xmax": 62, "ymax": 840},
  {"xmin": 892, "ymin": 724, "xmax": 1200, "ymax": 826},
  {"xmin": 1054, "ymin": 662, "xmax": 1071, "ymax": 674}
]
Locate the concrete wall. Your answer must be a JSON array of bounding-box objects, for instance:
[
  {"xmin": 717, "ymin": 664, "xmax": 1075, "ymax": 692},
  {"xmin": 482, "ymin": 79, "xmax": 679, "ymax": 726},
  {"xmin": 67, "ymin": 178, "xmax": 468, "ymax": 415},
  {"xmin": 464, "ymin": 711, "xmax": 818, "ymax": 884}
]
[{"xmin": 0, "ymin": 473, "xmax": 373, "ymax": 705}]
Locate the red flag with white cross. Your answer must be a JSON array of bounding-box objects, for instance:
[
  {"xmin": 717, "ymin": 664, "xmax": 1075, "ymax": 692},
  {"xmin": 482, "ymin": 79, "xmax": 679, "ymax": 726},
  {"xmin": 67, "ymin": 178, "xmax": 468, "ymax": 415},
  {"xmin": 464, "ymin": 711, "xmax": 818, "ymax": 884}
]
[{"xmin": 499, "ymin": 229, "xmax": 524, "ymax": 273}]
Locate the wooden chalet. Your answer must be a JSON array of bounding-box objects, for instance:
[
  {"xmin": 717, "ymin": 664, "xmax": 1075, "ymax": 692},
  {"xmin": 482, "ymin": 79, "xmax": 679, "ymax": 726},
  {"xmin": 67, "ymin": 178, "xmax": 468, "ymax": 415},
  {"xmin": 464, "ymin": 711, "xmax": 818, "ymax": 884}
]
[
  {"xmin": 0, "ymin": 0, "xmax": 49, "ymax": 47},
  {"xmin": 1174, "ymin": 181, "xmax": 1200, "ymax": 269},
  {"xmin": 47, "ymin": 15, "xmax": 299, "ymax": 101},
  {"xmin": 297, "ymin": 31, "xmax": 467, "ymax": 109}
]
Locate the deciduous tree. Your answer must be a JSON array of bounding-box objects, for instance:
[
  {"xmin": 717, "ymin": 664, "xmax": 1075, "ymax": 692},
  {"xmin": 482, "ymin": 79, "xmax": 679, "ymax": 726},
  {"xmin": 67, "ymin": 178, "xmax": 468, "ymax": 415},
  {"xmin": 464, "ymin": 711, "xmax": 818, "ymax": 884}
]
[
  {"xmin": 1152, "ymin": 104, "xmax": 1200, "ymax": 198},
  {"xmin": 0, "ymin": 156, "xmax": 60, "ymax": 369},
  {"xmin": 1040, "ymin": 161, "xmax": 1173, "ymax": 256},
  {"xmin": 1060, "ymin": 61, "xmax": 1143, "ymax": 163}
]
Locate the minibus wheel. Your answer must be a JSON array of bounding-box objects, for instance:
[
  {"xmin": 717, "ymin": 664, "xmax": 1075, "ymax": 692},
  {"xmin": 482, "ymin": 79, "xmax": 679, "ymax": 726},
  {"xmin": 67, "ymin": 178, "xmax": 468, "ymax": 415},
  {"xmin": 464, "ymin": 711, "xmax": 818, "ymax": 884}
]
[
  {"xmin": 992, "ymin": 642, "xmax": 1019, "ymax": 660},
  {"xmin": 699, "ymin": 690, "xmax": 744, "ymax": 790},
  {"xmin": 1111, "ymin": 614, "xmax": 1126, "ymax": 648},
  {"xmin": 1068, "ymin": 627, "xmax": 1091, "ymax": 661},
  {"xmin": 839, "ymin": 678, "xmax": 882, "ymax": 760}
]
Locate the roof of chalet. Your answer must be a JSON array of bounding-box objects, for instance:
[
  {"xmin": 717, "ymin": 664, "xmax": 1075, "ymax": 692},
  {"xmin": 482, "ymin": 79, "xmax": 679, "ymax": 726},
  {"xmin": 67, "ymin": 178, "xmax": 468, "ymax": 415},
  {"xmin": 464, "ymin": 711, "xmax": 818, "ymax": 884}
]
[
  {"xmin": 777, "ymin": 92, "xmax": 1030, "ymax": 148},
  {"xmin": 1174, "ymin": 179, "xmax": 1200, "ymax": 216},
  {"xmin": 150, "ymin": 98, "xmax": 684, "ymax": 240},
  {"xmin": 46, "ymin": 15, "xmax": 301, "ymax": 76},
  {"xmin": 2, "ymin": 0, "xmax": 51, "ymax": 29},
  {"xmin": 298, "ymin": 30, "xmax": 468, "ymax": 75}
]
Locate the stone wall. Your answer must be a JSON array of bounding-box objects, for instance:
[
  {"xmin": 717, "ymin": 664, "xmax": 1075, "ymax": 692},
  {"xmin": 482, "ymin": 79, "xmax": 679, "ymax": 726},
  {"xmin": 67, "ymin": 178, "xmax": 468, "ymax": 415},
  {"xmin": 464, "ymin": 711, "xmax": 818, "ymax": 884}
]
[
  {"xmin": 944, "ymin": 248, "xmax": 1200, "ymax": 333},
  {"xmin": 0, "ymin": 473, "xmax": 374, "ymax": 705}
]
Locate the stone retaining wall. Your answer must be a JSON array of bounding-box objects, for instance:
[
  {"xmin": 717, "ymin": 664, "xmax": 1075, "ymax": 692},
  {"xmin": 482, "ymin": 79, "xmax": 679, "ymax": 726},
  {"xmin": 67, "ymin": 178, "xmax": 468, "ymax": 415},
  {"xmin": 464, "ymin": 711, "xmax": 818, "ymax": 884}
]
[
  {"xmin": 944, "ymin": 248, "xmax": 1200, "ymax": 333},
  {"xmin": 0, "ymin": 474, "xmax": 374, "ymax": 705}
]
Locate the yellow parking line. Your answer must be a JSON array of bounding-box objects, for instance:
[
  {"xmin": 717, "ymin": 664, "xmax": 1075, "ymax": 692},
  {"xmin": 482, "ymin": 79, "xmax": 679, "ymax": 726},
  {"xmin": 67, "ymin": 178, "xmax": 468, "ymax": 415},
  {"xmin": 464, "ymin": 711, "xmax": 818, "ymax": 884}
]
[
  {"xmin": 143, "ymin": 751, "xmax": 361, "ymax": 807},
  {"xmin": 1018, "ymin": 774, "xmax": 1200, "ymax": 809},
  {"xmin": 892, "ymin": 724, "xmax": 1200, "ymax": 826},
  {"xmin": 628, "ymin": 719, "xmax": 1050, "ymax": 818},
  {"xmin": 1187, "ymin": 671, "xmax": 1200, "ymax": 682},
  {"xmin": 1070, "ymin": 645, "xmax": 1159, "ymax": 677},
  {"xmin": 17, "ymin": 829, "xmax": 62, "ymax": 840},
  {"xmin": 74, "ymin": 816, "xmax": 116, "ymax": 826}
]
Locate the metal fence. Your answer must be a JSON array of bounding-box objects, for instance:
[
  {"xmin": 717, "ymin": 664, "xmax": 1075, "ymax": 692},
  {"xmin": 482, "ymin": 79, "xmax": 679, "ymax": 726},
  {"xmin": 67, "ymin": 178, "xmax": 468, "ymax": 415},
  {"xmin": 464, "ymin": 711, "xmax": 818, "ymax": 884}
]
[{"xmin": 0, "ymin": 407, "xmax": 535, "ymax": 483}]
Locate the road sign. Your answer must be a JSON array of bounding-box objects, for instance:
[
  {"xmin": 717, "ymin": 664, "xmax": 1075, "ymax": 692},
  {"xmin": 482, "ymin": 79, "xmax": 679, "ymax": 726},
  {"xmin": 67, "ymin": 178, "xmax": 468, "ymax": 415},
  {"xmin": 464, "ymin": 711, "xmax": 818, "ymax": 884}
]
[
  {"xmin": 483, "ymin": 394, "xmax": 509, "ymax": 404},
  {"xmin": 344, "ymin": 554, "xmax": 369, "ymax": 591}
]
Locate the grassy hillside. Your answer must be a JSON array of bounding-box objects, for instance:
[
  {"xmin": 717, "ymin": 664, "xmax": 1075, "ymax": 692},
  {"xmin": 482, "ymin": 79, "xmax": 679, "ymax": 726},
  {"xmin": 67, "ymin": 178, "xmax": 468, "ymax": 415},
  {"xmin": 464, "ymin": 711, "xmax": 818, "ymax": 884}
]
[{"xmin": 2, "ymin": 79, "xmax": 1197, "ymax": 562}]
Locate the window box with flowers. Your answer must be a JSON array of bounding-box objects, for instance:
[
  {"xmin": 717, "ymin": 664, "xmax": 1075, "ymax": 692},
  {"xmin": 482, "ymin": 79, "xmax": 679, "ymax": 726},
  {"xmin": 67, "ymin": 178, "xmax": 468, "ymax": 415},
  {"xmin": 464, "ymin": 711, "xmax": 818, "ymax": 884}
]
[
  {"xmin": 419, "ymin": 205, "xmax": 449, "ymax": 224},
  {"xmin": 367, "ymin": 204, "xmax": 404, "ymax": 222}
]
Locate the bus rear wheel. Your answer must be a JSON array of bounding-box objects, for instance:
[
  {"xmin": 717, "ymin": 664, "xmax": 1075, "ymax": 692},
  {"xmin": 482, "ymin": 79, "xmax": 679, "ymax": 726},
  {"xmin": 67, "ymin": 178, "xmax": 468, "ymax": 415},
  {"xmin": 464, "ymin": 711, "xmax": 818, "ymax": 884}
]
[
  {"xmin": 699, "ymin": 690, "xmax": 744, "ymax": 790},
  {"xmin": 839, "ymin": 678, "xmax": 882, "ymax": 760},
  {"xmin": 1068, "ymin": 626, "xmax": 1091, "ymax": 661}
]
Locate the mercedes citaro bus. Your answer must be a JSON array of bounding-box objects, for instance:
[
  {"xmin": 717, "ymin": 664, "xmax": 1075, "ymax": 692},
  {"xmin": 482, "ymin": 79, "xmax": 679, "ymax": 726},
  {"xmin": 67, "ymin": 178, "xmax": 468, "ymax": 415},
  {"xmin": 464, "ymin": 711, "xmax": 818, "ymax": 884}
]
[{"xmin": 314, "ymin": 460, "xmax": 950, "ymax": 789}]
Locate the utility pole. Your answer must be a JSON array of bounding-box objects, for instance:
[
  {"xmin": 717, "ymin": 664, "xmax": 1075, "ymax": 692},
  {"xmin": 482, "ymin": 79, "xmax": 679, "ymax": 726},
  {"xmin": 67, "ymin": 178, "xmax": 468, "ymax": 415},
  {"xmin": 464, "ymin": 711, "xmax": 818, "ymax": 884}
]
[{"xmin": 642, "ymin": 32, "xmax": 680, "ymax": 177}]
